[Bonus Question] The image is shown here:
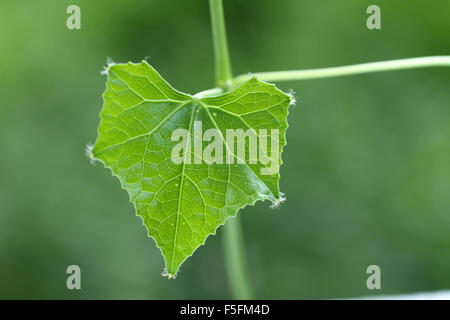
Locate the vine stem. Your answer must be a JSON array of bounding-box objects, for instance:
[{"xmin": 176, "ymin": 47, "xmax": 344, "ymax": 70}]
[
  {"xmin": 209, "ymin": 0, "xmax": 233, "ymax": 88},
  {"xmin": 223, "ymin": 217, "xmax": 253, "ymax": 299},
  {"xmin": 209, "ymin": 0, "xmax": 253, "ymax": 299},
  {"xmin": 233, "ymin": 56, "xmax": 450, "ymax": 84}
]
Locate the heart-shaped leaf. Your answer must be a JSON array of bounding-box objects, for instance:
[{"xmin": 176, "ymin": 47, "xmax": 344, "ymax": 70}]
[{"xmin": 90, "ymin": 61, "xmax": 292, "ymax": 277}]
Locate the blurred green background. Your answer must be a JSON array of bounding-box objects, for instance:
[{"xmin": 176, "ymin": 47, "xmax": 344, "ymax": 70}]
[{"xmin": 0, "ymin": 0, "xmax": 449, "ymax": 299}]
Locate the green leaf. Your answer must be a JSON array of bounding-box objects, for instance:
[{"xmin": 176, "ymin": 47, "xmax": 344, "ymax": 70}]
[{"xmin": 90, "ymin": 60, "xmax": 292, "ymax": 277}]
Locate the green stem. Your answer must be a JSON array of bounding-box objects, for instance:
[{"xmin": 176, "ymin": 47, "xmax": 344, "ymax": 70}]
[
  {"xmin": 223, "ymin": 218, "xmax": 253, "ymax": 299},
  {"xmin": 193, "ymin": 87, "xmax": 224, "ymax": 99},
  {"xmin": 209, "ymin": 0, "xmax": 233, "ymax": 88},
  {"xmin": 209, "ymin": 0, "xmax": 253, "ymax": 300},
  {"xmin": 233, "ymin": 56, "xmax": 450, "ymax": 84}
]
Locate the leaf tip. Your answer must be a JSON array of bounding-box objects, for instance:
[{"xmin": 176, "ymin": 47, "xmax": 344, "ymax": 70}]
[
  {"xmin": 161, "ymin": 268, "xmax": 177, "ymax": 279},
  {"xmin": 248, "ymin": 72, "xmax": 257, "ymax": 80},
  {"xmin": 85, "ymin": 143, "xmax": 96, "ymax": 165},
  {"xmin": 270, "ymin": 192, "xmax": 286, "ymax": 209},
  {"xmin": 286, "ymin": 89, "xmax": 297, "ymax": 106},
  {"xmin": 100, "ymin": 57, "xmax": 116, "ymax": 76}
]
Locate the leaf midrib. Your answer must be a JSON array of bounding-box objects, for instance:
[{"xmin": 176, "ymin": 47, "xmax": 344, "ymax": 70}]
[{"xmin": 170, "ymin": 101, "xmax": 196, "ymax": 275}]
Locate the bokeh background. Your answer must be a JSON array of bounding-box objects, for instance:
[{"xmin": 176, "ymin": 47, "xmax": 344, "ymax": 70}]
[{"xmin": 0, "ymin": 0, "xmax": 449, "ymax": 299}]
